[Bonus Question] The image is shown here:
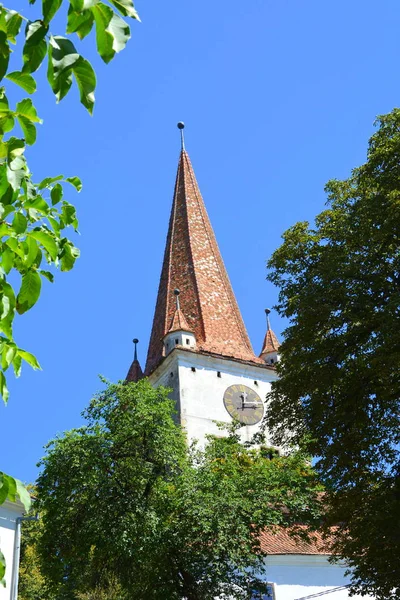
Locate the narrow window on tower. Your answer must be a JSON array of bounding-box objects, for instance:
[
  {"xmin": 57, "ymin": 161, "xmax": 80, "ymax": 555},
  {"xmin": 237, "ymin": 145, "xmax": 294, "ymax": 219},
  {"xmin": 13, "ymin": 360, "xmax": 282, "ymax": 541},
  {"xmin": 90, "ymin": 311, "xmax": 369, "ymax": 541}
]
[
  {"xmin": 254, "ymin": 381, "xmax": 258, "ymax": 386},
  {"xmin": 191, "ymin": 367, "xmax": 196, "ymax": 373},
  {"xmin": 186, "ymin": 338, "xmax": 190, "ymax": 345},
  {"xmin": 217, "ymin": 371, "xmax": 221, "ymax": 378},
  {"xmin": 175, "ymin": 339, "xmax": 179, "ymax": 345}
]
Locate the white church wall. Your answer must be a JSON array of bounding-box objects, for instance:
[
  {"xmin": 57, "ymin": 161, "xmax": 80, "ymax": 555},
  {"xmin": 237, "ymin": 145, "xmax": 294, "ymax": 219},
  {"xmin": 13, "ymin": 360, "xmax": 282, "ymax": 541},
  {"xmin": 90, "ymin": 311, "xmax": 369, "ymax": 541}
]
[
  {"xmin": 0, "ymin": 500, "xmax": 24, "ymax": 600},
  {"xmin": 263, "ymin": 556, "xmax": 375, "ymax": 600},
  {"xmin": 149, "ymin": 348, "xmax": 278, "ymax": 447},
  {"xmin": 176, "ymin": 351, "xmax": 277, "ymax": 446}
]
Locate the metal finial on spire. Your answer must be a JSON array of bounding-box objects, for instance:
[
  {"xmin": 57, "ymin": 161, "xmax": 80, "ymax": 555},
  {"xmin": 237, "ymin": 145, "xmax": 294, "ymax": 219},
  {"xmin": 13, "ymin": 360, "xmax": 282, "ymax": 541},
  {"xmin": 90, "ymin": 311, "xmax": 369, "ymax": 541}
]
[
  {"xmin": 265, "ymin": 308, "xmax": 271, "ymax": 330},
  {"xmin": 174, "ymin": 288, "xmax": 181, "ymax": 311},
  {"xmin": 177, "ymin": 122, "xmax": 185, "ymax": 151},
  {"xmin": 132, "ymin": 338, "xmax": 139, "ymax": 361}
]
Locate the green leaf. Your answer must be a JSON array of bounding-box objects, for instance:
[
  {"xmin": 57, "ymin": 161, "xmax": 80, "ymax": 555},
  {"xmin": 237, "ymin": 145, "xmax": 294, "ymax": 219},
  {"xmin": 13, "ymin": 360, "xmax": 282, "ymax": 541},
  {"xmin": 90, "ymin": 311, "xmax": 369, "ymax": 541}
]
[
  {"xmin": 6, "ymin": 71, "xmax": 36, "ymax": 94},
  {"xmin": 61, "ymin": 203, "xmax": 78, "ymax": 229},
  {"xmin": 1, "ymin": 247, "xmax": 14, "ymax": 274},
  {"xmin": 12, "ymin": 212, "xmax": 27, "ymax": 234},
  {"xmin": 7, "ymin": 137, "xmax": 25, "ymax": 161},
  {"xmin": 40, "ymin": 269, "xmax": 54, "ymax": 282},
  {"xmin": 6, "ymin": 11, "xmax": 23, "ymax": 43},
  {"xmin": 0, "ymin": 548, "xmax": 5, "ymax": 587},
  {"xmin": 23, "ymin": 21, "xmax": 48, "ymax": 73},
  {"xmin": 0, "ymin": 287, "xmax": 12, "ymax": 320},
  {"xmin": 7, "ymin": 157, "xmax": 26, "ymax": 191},
  {"xmin": 0, "ymin": 91, "xmax": 15, "ymax": 135},
  {"xmin": 66, "ymin": 176, "xmax": 82, "ymax": 192},
  {"xmin": 47, "ymin": 36, "xmax": 96, "ymax": 112},
  {"xmin": 0, "ymin": 474, "xmax": 9, "ymax": 504},
  {"xmin": 6, "ymin": 238, "xmax": 24, "ymax": 259},
  {"xmin": 1, "ymin": 282, "xmax": 16, "ymax": 316},
  {"xmin": 38, "ymin": 174, "xmax": 64, "ymax": 190},
  {"xmin": 15, "ymin": 98, "xmax": 43, "ymax": 146},
  {"xmin": 16, "ymin": 269, "xmax": 41, "ymax": 314},
  {"xmin": 67, "ymin": 5, "xmax": 94, "ymax": 40},
  {"xmin": 2, "ymin": 342, "xmax": 16, "ymax": 371},
  {"xmin": 51, "ymin": 182, "xmax": 63, "ymax": 204},
  {"xmin": 6, "ymin": 475, "xmax": 17, "ymax": 502},
  {"xmin": 0, "ymin": 296, "xmax": 10, "ymax": 321},
  {"xmin": 48, "ymin": 216, "xmax": 61, "ymax": 233},
  {"xmin": 16, "ymin": 98, "xmax": 42, "ymax": 123},
  {"xmin": 17, "ymin": 115, "xmax": 36, "ymax": 145},
  {"xmin": 92, "ymin": 3, "xmax": 130, "ymax": 64},
  {"xmin": 30, "ymin": 230, "xmax": 58, "ymax": 260},
  {"xmin": 0, "ymin": 312, "xmax": 13, "ymax": 338},
  {"xmin": 0, "ymin": 371, "xmax": 9, "ymax": 402},
  {"xmin": 16, "ymin": 479, "xmax": 31, "ymax": 511},
  {"xmin": 43, "ymin": 0, "xmax": 63, "ymax": 24},
  {"xmin": 47, "ymin": 36, "xmax": 76, "ymax": 102},
  {"xmin": 24, "ymin": 236, "xmax": 39, "ymax": 268},
  {"xmin": 60, "ymin": 241, "xmax": 80, "ymax": 271},
  {"xmin": 24, "ymin": 196, "xmax": 49, "ymax": 213},
  {"xmin": 72, "ymin": 56, "xmax": 96, "ymax": 114},
  {"xmin": 0, "ymin": 31, "xmax": 10, "ymax": 82},
  {"xmin": 12, "ymin": 353, "xmax": 22, "ymax": 377},
  {"xmin": 18, "ymin": 348, "xmax": 41, "ymax": 370},
  {"xmin": 109, "ymin": 0, "xmax": 140, "ymax": 20}
]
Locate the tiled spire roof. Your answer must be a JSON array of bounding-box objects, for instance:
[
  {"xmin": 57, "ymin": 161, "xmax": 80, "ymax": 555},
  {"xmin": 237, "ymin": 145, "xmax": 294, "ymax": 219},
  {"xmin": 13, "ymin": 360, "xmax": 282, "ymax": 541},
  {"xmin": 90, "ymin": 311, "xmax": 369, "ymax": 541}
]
[
  {"xmin": 168, "ymin": 306, "xmax": 192, "ymax": 334},
  {"xmin": 260, "ymin": 309, "xmax": 281, "ymax": 356},
  {"xmin": 126, "ymin": 339, "xmax": 144, "ymax": 382},
  {"xmin": 145, "ymin": 149, "xmax": 258, "ymax": 375}
]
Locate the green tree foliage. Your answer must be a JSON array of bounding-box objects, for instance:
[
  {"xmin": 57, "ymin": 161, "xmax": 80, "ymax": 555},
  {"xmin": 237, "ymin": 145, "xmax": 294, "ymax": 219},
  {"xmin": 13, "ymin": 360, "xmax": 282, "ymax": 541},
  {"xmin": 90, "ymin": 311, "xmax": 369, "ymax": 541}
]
[
  {"xmin": 36, "ymin": 379, "xmax": 322, "ymax": 600},
  {"xmin": 266, "ymin": 109, "xmax": 400, "ymax": 599},
  {"xmin": 18, "ymin": 495, "xmax": 52, "ymax": 600}
]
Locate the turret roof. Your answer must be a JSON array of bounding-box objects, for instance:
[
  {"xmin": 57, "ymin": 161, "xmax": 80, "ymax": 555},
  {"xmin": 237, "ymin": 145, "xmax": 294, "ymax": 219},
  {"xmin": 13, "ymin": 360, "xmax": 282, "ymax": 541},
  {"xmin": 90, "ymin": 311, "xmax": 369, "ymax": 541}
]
[
  {"xmin": 260, "ymin": 319, "xmax": 281, "ymax": 356},
  {"xmin": 126, "ymin": 339, "xmax": 144, "ymax": 382},
  {"xmin": 167, "ymin": 306, "xmax": 192, "ymax": 334}
]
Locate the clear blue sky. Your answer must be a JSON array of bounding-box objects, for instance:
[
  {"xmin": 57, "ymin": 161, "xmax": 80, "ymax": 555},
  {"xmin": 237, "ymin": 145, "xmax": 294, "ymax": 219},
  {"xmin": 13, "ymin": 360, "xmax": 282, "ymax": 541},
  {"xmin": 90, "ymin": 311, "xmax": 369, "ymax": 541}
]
[{"xmin": 2, "ymin": 0, "xmax": 400, "ymax": 482}]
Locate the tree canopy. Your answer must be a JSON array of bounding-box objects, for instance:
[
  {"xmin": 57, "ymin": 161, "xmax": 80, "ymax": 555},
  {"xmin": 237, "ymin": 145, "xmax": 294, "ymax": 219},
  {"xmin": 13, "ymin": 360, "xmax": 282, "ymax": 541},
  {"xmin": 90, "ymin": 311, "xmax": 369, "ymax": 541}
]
[
  {"xmin": 35, "ymin": 379, "xmax": 322, "ymax": 600},
  {"xmin": 266, "ymin": 108, "xmax": 400, "ymax": 599}
]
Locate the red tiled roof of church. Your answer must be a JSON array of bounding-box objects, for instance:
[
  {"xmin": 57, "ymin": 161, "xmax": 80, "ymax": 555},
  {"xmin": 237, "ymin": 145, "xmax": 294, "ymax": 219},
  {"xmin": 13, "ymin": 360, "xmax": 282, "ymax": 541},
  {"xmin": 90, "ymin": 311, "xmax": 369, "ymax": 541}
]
[
  {"xmin": 259, "ymin": 526, "xmax": 331, "ymax": 555},
  {"xmin": 145, "ymin": 147, "xmax": 261, "ymax": 375}
]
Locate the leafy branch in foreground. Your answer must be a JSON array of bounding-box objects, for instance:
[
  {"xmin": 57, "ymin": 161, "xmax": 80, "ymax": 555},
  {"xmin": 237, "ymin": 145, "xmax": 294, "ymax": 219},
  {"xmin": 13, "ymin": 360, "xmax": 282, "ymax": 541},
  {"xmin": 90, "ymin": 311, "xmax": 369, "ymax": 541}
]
[
  {"xmin": 0, "ymin": 0, "xmax": 139, "ymax": 402},
  {"xmin": 0, "ymin": 0, "xmax": 139, "ymax": 586}
]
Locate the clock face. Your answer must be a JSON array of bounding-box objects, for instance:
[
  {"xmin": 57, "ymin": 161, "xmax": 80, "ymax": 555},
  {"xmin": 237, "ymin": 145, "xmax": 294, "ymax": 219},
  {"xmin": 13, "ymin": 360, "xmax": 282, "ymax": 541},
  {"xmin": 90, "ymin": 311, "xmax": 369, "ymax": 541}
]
[{"xmin": 223, "ymin": 384, "xmax": 264, "ymax": 426}]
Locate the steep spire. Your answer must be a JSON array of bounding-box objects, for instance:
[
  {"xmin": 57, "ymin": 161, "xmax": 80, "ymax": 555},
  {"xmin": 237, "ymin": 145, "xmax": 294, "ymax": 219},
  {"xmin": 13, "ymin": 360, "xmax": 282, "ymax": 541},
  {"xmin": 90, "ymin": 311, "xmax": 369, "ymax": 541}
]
[
  {"xmin": 260, "ymin": 309, "xmax": 281, "ymax": 357},
  {"xmin": 145, "ymin": 127, "xmax": 257, "ymax": 375},
  {"xmin": 126, "ymin": 338, "xmax": 144, "ymax": 382}
]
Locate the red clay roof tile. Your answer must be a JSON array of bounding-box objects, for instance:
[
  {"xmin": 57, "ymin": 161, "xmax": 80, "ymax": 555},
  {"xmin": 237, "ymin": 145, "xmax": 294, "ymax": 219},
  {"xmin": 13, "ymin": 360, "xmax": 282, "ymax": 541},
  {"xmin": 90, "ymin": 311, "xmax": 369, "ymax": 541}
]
[{"xmin": 145, "ymin": 150, "xmax": 259, "ymax": 375}]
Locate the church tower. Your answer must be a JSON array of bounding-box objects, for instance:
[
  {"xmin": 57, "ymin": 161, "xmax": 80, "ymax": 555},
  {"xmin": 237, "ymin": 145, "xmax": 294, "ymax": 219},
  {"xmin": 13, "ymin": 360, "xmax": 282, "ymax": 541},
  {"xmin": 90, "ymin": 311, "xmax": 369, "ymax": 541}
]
[{"xmin": 127, "ymin": 124, "xmax": 280, "ymax": 446}]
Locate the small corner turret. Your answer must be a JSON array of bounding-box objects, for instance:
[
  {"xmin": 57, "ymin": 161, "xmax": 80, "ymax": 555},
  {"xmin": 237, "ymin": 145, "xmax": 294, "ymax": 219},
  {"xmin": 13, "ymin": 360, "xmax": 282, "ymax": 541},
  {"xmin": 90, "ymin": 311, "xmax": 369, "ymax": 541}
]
[
  {"xmin": 126, "ymin": 338, "xmax": 144, "ymax": 382},
  {"xmin": 260, "ymin": 308, "xmax": 281, "ymax": 366},
  {"xmin": 163, "ymin": 289, "xmax": 196, "ymax": 356}
]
